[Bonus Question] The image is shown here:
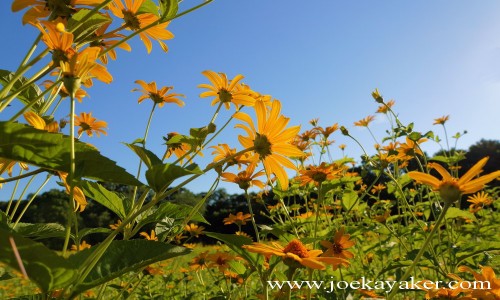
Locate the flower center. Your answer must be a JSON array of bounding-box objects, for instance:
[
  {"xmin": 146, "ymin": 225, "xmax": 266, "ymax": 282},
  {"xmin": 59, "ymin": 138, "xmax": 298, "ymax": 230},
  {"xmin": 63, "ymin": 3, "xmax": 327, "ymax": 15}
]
[
  {"xmin": 438, "ymin": 181, "xmax": 461, "ymax": 204},
  {"xmin": 283, "ymin": 240, "xmax": 309, "ymax": 258},
  {"xmin": 218, "ymin": 89, "xmax": 232, "ymax": 103},
  {"xmin": 254, "ymin": 133, "xmax": 272, "ymax": 159},
  {"xmin": 331, "ymin": 242, "xmax": 344, "ymax": 254},
  {"xmin": 150, "ymin": 93, "xmax": 164, "ymax": 104},
  {"xmin": 123, "ymin": 10, "xmax": 141, "ymax": 30},
  {"xmin": 311, "ymin": 171, "xmax": 327, "ymax": 183}
]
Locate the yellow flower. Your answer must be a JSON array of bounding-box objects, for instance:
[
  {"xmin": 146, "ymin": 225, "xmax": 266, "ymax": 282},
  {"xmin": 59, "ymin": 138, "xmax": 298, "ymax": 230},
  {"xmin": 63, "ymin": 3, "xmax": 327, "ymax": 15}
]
[
  {"xmin": 91, "ymin": 16, "xmax": 132, "ymax": 64},
  {"xmin": 12, "ymin": 0, "xmax": 102, "ymax": 25},
  {"xmin": 320, "ymin": 228, "xmax": 355, "ymax": 260},
  {"xmin": 109, "ymin": 0, "xmax": 174, "ymax": 53},
  {"xmin": 210, "ymin": 144, "xmax": 253, "ymax": 169},
  {"xmin": 42, "ymin": 80, "xmax": 88, "ymax": 103},
  {"xmin": 408, "ymin": 157, "xmax": 500, "ymax": 203},
  {"xmin": 24, "ymin": 112, "xmax": 59, "ymax": 133},
  {"xmin": 316, "ymin": 123, "xmax": 339, "ymax": 139},
  {"xmin": 207, "ymin": 252, "xmax": 238, "ymax": 271},
  {"xmin": 458, "ymin": 265, "xmax": 500, "ymax": 300},
  {"xmin": 221, "ymin": 163, "xmax": 266, "ymax": 190},
  {"xmin": 396, "ymin": 136, "xmax": 426, "ymax": 161},
  {"xmin": 354, "ymin": 115, "xmax": 375, "ymax": 127},
  {"xmin": 297, "ymin": 162, "xmax": 344, "ymax": 187},
  {"xmin": 139, "ymin": 230, "xmax": 158, "ymax": 241},
  {"xmin": 234, "ymin": 100, "xmax": 304, "ymax": 190},
  {"xmin": 467, "ymin": 191, "xmax": 493, "ymax": 213},
  {"xmin": 376, "ymin": 99, "xmax": 395, "ymax": 114},
  {"xmin": 198, "ymin": 70, "xmax": 256, "ymax": 110},
  {"xmin": 223, "ymin": 212, "xmax": 252, "ymax": 226},
  {"xmin": 0, "ymin": 159, "xmax": 29, "ymax": 177},
  {"xmin": 189, "ymin": 251, "xmax": 210, "ymax": 271},
  {"xmin": 35, "ymin": 21, "xmax": 75, "ymax": 65},
  {"xmin": 70, "ymin": 240, "xmax": 91, "ymax": 251},
  {"xmin": 75, "ymin": 112, "xmax": 107, "ymax": 137},
  {"xmin": 60, "ymin": 47, "xmax": 112, "ymax": 88},
  {"xmin": 243, "ymin": 239, "xmax": 348, "ymax": 270},
  {"xmin": 433, "ymin": 115, "xmax": 450, "ymax": 125},
  {"xmin": 184, "ymin": 223, "xmax": 204, "ymax": 238},
  {"xmin": 163, "ymin": 132, "xmax": 202, "ymax": 163},
  {"xmin": 133, "ymin": 80, "xmax": 185, "ymax": 107},
  {"xmin": 57, "ymin": 171, "xmax": 87, "ymax": 212}
]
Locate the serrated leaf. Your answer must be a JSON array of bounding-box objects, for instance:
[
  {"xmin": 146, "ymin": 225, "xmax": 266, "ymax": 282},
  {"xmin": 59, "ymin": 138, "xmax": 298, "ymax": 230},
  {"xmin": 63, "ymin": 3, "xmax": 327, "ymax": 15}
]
[
  {"xmin": 0, "ymin": 70, "xmax": 44, "ymax": 112},
  {"xmin": 67, "ymin": 9, "xmax": 111, "ymax": 43},
  {"xmin": 445, "ymin": 207, "xmax": 477, "ymax": 222},
  {"xmin": 145, "ymin": 163, "xmax": 203, "ymax": 192},
  {"xmin": 69, "ymin": 240, "xmax": 189, "ymax": 293},
  {"xmin": 81, "ymin": 181, "xmax": 127, "ymax": 219},
  {"xmin": 159, "ymin": 0, "xmax": 178, "ymax": 20},
  {"xmin": 0, "ymin": 228, "xmax": 77, "ymax": 292},
  {"xmin": 14, "ymin": 223, "xmax": 65, "ymax": 240},
  {"xmin": 0, "ymin": 122, "xmax": 142, "ymax": 186},
  {"xmin": 124, "ymin": 143, "xmax": 162, "ymax": 169}
]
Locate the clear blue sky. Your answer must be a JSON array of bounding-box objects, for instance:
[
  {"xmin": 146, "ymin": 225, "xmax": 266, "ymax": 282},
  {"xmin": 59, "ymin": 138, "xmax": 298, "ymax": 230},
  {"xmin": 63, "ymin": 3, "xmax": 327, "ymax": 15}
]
[{"xmin": 1, "ymin": 0, "xmax": 500, "ymax": 197}]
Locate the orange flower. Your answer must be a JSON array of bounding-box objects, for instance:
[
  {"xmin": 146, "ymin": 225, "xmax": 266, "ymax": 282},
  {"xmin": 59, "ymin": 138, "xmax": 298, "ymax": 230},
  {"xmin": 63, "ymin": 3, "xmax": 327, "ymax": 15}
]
[
  {"xmin": 297, "ymin": 162, "xmax": 344, "ymax": 186},
  {"xmin": 139, "ymin": 230, "xmax": 158, "ymax": 241},
  {"xmin": 184, "ymin": 223, "xmax": 204, "ymax": 238},
  {"xmin": 223, "ymin": 212, "xmax": 252, "ymax": 226},
  {"xmin": 396, "ymin": 137, "xmax": 426, "ymax": 160},
  {"xmin": 189, "ymin": 251, "xmax": 210, "ymax": 271},
  {"xmin": 0, "ymin": 159, "xmax": 29, "ymax": 177},
  {"xmin": 70, "ymin": 240, "xmax": 91, "ymax": 251},
  {"xmin": 57, "ymin": 171, "xmax": 87, "ymax": 212},
  {"xmin": 234, "ymin": 100, "xmax": 304, "ymax": 189},
  {"xmin": 467, "ymin": 191, "xmax": 493, "ymax": 213},
  {"xmin": 458, "ymin": 265, "xmax": 500, "ymax": 300},
  {"xmin": 133, "ymin": 80, "xmax": 185, "ymax": 107},
  {"xmin": 198, "ymin": 70, "xmax": 256, "ymax": 110},
  {"xmin": 210, "ymin": 144, "xmax": 253, "ymax": 169},
  {"xmin": 35, "ymin": 21, "xmax": 75, "ymax": 65},
  {"xmin": 74, "ymin": 112, "xmax": 107, "ymax": 137},
  {"xmin": 91, "ymin": 16, "xmax": 132, "ymax": 64},
  {"xmin": 60, "ymin": 47, "xmax": 112, "ymax": 88},
  {"xmin": 433, "ymin": 115, "xmax": 450, "ymax": 125},
  {"xmin": 207, "ymin": 252, "xmax": 238, "ymax": 271},
  {"xmin": 243, "ymin": 239, "xmax": 348, "ymax": 270},
  {"xmin": 320, "ymin": 228, "xmax": 355, "ymax": 260},
  {"xmin": 43, "ymin": 80, "xmax": 88, "ymax": 102},
  {"xmin": 354, "ymin": 115, "xmax": 375, "ymax": 127},
  {"xmin": 376, "ymin": 99, "xmax": 395, "ymax": 114},
  {"xmin": 316, "ymin": 123, "xmax": 339, "ymax": 139},
  {"xmin": 163, "ymin": 132, "xmax": 201, "ymax": 163},
  {"xmin": 109, "ymin": 0, "xmax": 174, "ymax": 53},
  {"xmin": 221, "ymin": 163, "xmax": 266, "ymax": 190},
  {"xmin": 12, "ymin": 0, "xmax": 102, "ymax": 25},
  {"xmin": 408, "ymin": 157, "xmax": 500, "ymax": 203},
  {"xmin": 24, "ymin": 111, "xmax": 59, "ymax": 133}
]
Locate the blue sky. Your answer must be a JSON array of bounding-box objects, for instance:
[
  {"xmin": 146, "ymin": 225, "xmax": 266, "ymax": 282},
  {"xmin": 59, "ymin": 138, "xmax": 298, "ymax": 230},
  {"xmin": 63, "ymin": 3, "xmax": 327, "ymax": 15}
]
[{"xmin": 1, "ymin": 0, "xmax": 500, "ymax": 197}]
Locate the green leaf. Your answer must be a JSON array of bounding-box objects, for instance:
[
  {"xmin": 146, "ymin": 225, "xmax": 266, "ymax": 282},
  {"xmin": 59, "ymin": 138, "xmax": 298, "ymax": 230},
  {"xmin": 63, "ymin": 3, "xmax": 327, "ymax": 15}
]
[
  {"xmin": 124, "ymin": 143, "xmax": 162, "ymax": 169},
  {"xmin": 445, "ymin": 207, "xmax": 477, "ymax": 222},
  {"xmin": 205, "ymin": 232, "xmax": 257, "ymax": 266},
  {"xmin": 0, "ymin": 122, "xmax": 142, "ymax": 186},
  {"xmin": 69, "ymin": 240, "xmax": 189, "ymax": 293},
  {"xmin": 0, "ymin": 228, "xmax": 77, "ymax": 292},
  {"xmin": 67, "ymin": 9, "xmax": 111, "ymax": 43},
  {"xmin": 14, "ymin": 223, "xmax": 65, "ymax": 240},
  {"xmin": 455, "ymin": 243, "xmax": 500, "ymax": 266},
  {"xmin": 137, "ymin": 0, "xmax": 159, "ymax": 15},
  {"xmin": 137, "ymin": 202, "xmax": 208, "ymax": 233},
  {"xmin": 341, "ymin": 190, "xmax": 358, "ymax": 211},
  {"xmin": 159, "ymin": 0, "xmax": 178, "ymax": 20},
  {"xmin": 408, "ymin": 131, "xmax": 422, "ymax": 141},
  {"xmin": 81, "ymin": 181, "xmax": 127, "ymax": 219},
  {"xmin": 145, "ymin": 163, "xmax": 203, "ymax": 192},
  {"xmin": 76, "ymin": 228, "xmax": 112, "ymax": 243},
  {"xmin": 0, "ymin": 70, "xmax": 44, "ymax": 112}
]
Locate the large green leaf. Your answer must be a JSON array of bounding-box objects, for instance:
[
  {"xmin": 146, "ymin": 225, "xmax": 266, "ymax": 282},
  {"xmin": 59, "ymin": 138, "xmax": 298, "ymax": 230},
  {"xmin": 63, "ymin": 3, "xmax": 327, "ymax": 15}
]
[
  {"xmin": 0, "ymin": 70, "xmax": 44, "ymax": 112},
  {"xmin": 205, "ymin": 232, "xmax": 257, "ymax": 266},
  {"xmin": 67, "ymin": 9, "xmax": 111, "ymax": 43},
  {"xmin": 69, "ymin": 240, "xmax": 189, "ymax": 293},
  {"xmin": 0, "ymin": 228, "xmax": 77, "ymax": 292},
  {"xmin": 14, "ymin": 223, "xmax": 65, "ymax": 240},
  {"xmin": 136, "ymin": 202, "xmax": 208, "ymax": 232},
  {"xmin": 341, "ymin": 190, "xmax": 358, "ymax": 211},
  {"xmin": 445, "ymin": 207, "xmax": 477, "ymax": 222},
  {"xmin": 81, "ymin": 181, "xmax": 127, "ymax": 219},
  {"xmin": 0, "ymin": 122, "xmax": 142, "ymax": 186},
  {"xmin": 124, "ymin": 143, "xmax": 162, "ymax": 169},
  {"xmin": 145, "ymin": 163, "xmax": 203, "ymax": 192},
  {"xmin": 137, "ymin": 0, "xmax": 159, "ymax": 15}
]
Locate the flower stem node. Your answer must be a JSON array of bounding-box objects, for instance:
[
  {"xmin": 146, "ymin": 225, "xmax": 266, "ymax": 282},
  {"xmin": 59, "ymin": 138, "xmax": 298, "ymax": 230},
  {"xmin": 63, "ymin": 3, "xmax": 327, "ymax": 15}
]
[
  {"xmin": 439, "ymin": 182, "xmax": 462, "ymax": 204},
  {"xmin": 62, "ymin": 76, "xmax": 82, "ymax": 100},
  {"xmin": 340, "ymin": 126, "xmax": 349, "ymax": 136}
]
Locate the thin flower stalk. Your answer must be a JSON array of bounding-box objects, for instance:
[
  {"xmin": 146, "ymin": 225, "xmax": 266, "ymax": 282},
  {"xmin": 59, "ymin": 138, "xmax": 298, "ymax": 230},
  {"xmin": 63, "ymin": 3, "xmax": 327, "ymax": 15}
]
[{"xmin": 13, "ymin": 174, "xmax": 52, "ymax": 228}]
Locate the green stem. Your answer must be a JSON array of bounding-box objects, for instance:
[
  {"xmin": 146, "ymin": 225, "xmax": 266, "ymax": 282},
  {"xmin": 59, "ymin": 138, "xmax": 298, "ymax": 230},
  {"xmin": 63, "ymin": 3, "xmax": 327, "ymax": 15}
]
[
  {"xmin": 386, "ymin": 202, "xmax": 451, "ymax": 300},
  {"xmin": 9, "ymin": 175, "xmax": 38, "ymax": 221},
  {"xmin": 245, "ymin": 189, "xmax": 260, "ymax": 243},
  {"xmin": 13, "ymin": 174, "xmax": 52, "ymax": 228},
  {"xmin": 62, "ymin": 95, "xmax": 77, "ymax": 256},
  {"xmin": 5, "ymin": 169, "xmax": 24, "ymax": 216}
]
